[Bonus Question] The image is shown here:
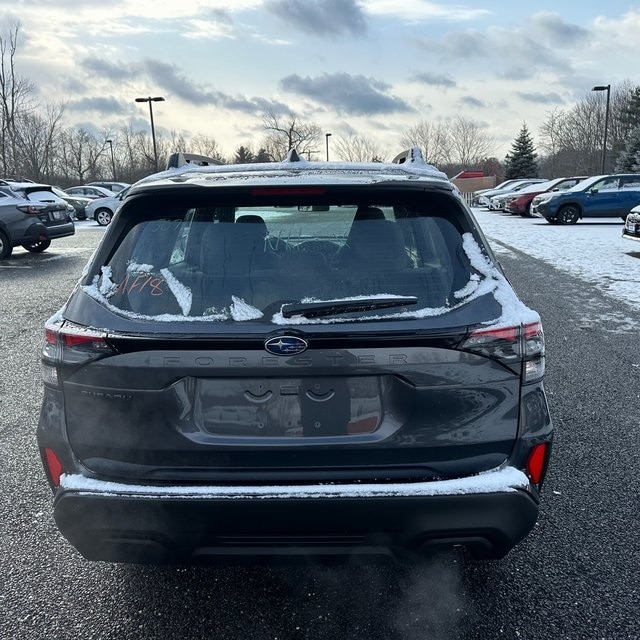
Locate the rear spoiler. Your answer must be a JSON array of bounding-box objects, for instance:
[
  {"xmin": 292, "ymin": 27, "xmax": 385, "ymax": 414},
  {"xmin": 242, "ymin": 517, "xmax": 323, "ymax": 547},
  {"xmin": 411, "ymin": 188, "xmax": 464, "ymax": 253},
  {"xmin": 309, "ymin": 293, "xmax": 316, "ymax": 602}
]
[
  {"xmin": 165, "ymin": 152, "xmax": 223, "ymax": 170},
  {"xmin": 13, "ymin": 184, "xmax": 55, "ymax": 196}
]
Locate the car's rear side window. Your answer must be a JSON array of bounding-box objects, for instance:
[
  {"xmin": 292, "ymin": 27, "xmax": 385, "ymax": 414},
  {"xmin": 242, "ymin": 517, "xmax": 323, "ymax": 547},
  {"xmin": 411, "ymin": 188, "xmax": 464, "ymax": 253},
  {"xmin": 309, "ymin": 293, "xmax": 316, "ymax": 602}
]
[{"xmin": 90, "ymin": 194, "xmax": 477, "ymax": 322}]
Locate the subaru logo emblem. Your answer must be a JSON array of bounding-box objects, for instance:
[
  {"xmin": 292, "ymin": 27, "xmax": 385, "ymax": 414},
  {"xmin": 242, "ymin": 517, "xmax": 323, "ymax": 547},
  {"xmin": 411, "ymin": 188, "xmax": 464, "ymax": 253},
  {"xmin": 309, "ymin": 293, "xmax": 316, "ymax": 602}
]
[{"xmin": 264, "ymin": 335, "xmax": 308, "ymax": 356}]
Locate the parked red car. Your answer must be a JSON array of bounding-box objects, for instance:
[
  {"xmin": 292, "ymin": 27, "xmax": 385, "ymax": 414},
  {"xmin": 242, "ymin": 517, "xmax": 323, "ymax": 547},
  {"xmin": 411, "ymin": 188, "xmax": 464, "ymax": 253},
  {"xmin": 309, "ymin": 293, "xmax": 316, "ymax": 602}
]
[{"xmin": 508, "ymin": 177, "xmax": 588, "ymax": 217}]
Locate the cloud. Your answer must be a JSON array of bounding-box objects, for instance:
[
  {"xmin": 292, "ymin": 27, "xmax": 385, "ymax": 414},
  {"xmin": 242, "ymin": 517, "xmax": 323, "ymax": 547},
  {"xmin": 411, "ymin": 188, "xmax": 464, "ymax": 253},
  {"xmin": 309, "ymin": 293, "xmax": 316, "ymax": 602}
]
[
  {"xmin": 181, "ymin": 9, "xmax": 236, "ymax": 40},
  {"xmin": 67, "ymin": 97, "xmax": 127, "ymax": 115},
  {"xmin": 201, "ymin": 8, "xmax": 233, "ymax": 24},
  {"xmin": 501, "ymin": 66, "xmax": 536, "ymax": 81},
  {"xmin": 280, "ymin": 73, "xmax": 414, "ymax": 115},
  {"xmin": 265, "ymin": 0, "xmax": 367, "ymax": 37},
  {"xmin": 458, "ymin": 95, "xmax": 485, "ymax": 108},
  {"xmin": 530, "ymin": 12, "xmax": 590, "ymax": 47},
  {"xmin": 220, "ymin": 95, "xmax": 293, "ymax": 116},
  {"xmin": 144, "ymin": 60, "xmax": 289, "ymax": 114},
  {"xmin": 81, "ymin": 56, "xmax": 136, "ymax": 82},
  {"xmin": 412, "ymin": 72, "xmax": 456, "ymax": 88},
  {"xmin": 365, "ymin": 0, "xmax": 488, "ymax": 22},
  {"xmin": 144, "ymin": 60, "xmax": 216, "ymax": 105},
  {"xmin": 516, "ymin": 91, "xmax": 565, "ymax": 105},
  {"xmin": 416, "ymin": 30, "xmax": 487, "ymax": 59}
]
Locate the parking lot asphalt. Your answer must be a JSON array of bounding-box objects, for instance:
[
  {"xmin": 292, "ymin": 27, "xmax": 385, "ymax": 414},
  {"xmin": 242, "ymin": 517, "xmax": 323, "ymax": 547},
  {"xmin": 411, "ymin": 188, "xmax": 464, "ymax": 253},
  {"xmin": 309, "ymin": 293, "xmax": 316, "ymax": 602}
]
[{"xmin": 0, "ymin": 230, "xmax": 638, "ymax": 640}]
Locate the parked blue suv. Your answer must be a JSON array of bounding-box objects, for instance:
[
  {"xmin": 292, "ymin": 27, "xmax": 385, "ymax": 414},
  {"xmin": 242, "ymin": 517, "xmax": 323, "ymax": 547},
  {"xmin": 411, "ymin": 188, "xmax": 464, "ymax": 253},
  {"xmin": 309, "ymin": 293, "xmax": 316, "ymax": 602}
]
[{"xmin": 531, "ymin": 174, "xmax": 640, "ymax": 224}]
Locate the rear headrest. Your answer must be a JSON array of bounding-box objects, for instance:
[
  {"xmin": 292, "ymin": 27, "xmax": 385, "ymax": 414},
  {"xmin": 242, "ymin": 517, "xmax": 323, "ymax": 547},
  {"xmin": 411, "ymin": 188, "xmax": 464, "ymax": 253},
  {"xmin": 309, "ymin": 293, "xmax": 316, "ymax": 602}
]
[
  {"xmin": 354, "ymin": 206, "xmax": 385, "ymax": 221},
  {"xmin": 343, "ymin": 219, "xmax": 410, "ymax": 271},
  {"xmin": 236, "ymin": 214, "xmax": 268, "ymax": 235}
]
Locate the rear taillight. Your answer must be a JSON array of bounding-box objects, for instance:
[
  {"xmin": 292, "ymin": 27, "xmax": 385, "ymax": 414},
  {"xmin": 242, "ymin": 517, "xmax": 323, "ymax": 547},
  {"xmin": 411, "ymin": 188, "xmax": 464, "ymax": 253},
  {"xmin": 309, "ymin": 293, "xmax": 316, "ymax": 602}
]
[
  {"xmin": 17, "ymin": 204, "xmax": 47, "ymax": 214},
  {"xmin": 460, "ymin": 321, "xmax": 545, "ymax": 382},
  {"xmin": 42, "ymin": 318, "xmax": 114, "ymax": 386},
  {"xmin": 526, "ymin": 442, "xmax": 550, "ymax": 485}
]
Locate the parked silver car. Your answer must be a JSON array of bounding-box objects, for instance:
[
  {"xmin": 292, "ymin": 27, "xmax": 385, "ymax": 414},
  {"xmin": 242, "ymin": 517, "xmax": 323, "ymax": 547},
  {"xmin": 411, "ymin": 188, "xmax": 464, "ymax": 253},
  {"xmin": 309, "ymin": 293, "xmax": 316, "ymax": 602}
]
[{"xmin": 84, "ymin": 186, "xmax": 130, "ymax": 226}]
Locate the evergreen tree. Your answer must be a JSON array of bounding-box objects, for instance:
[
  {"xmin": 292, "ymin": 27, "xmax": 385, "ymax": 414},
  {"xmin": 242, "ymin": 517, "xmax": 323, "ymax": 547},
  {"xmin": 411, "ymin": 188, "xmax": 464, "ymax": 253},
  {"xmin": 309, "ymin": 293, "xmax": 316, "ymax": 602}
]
[
  {"xmin": 615, "ymin": 125, "xmax": 640, "ymax": 172},
  {"xmin": 253, "ymin": 148, "xmax": 271, "ymax": 163},
  {"xmin": 618, "ymin": 86, "xmax": 640, "ymax": 132},
  {"xmin": 234, "ymin": 145, "xmax": 254, "ymax": 164},
  {"xmin": 504, "ymin": 123, "xmax": 538, "ymax": 179}
]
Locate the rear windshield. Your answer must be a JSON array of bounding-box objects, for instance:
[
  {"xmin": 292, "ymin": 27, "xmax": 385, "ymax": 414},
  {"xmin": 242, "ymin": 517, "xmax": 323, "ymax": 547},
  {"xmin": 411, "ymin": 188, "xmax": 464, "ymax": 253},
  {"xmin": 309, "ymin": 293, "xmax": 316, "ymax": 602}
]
[{"xmin": 87, "ymin": 192, "xmax": 483, "ymax": 324}]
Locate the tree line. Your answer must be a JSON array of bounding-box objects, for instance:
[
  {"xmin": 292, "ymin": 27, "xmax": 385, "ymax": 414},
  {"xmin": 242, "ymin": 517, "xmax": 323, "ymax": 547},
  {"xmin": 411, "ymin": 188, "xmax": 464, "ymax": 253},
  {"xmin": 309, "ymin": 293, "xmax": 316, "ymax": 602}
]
[{"xmin": 2, "ymin": 22, "xmax": 640, "ymax": 187}]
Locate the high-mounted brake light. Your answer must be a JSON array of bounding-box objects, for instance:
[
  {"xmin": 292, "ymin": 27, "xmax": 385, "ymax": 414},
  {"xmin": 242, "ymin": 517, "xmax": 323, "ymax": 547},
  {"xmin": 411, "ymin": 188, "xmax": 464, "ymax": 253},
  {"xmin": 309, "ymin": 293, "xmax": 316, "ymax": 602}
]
[{"xmin": 250, "ymin": 187, "xmax": 326, "ymax": 196}]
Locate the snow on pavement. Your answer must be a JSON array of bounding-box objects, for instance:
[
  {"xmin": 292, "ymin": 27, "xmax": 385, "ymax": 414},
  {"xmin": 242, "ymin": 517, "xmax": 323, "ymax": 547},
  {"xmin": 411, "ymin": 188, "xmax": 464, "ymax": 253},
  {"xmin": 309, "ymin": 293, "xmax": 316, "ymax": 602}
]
[{"xmin": 472, "ymin": 208, "xmax": 640, "ymax": 313}]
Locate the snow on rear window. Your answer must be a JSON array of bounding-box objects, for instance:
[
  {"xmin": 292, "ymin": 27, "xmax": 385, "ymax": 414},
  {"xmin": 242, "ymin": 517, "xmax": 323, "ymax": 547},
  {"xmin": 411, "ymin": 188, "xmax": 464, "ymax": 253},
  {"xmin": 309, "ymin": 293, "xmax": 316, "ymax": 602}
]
[{"xmin": 81, "ymin": 204, "xmax": 535, "ymax": 327}]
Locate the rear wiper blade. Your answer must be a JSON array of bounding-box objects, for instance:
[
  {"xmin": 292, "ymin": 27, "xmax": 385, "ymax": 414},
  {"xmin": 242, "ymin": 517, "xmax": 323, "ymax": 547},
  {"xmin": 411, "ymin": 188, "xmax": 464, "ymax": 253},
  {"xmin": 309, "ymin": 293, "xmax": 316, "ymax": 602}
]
[{"xmin": 280, "ymin": 296, "xmax": 418, "ymax": 319}]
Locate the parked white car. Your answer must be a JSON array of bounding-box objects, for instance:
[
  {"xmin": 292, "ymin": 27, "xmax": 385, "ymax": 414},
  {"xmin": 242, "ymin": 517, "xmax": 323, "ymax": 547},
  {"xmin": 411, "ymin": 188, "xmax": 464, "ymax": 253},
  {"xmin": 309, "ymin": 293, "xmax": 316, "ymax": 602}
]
[
  {"xmin": 623, "ymin": 204, "xmax": 640, "ymax": 242},
  {"xmin": 87, "ymin": 181, "xmax": 130, "ymax": 193},
  {"xmin": 85, "ymin": 187, "xmax": 130, "ymax": 226},
  {"xmin": 66, "ymin": 185, "xmax": 115, "ymax": 200}
]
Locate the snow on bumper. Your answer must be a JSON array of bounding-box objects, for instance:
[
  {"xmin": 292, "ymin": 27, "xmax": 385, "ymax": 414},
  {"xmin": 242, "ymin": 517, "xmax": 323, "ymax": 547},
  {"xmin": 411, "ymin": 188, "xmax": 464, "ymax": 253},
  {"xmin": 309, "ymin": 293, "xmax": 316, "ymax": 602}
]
[
  {"xmin": 59, "ymin": 466, "xmax": 530, "ymax": 499},
  {"xmin": 54, "ymin": 467, "xmax": 538, "ymax": 562}
]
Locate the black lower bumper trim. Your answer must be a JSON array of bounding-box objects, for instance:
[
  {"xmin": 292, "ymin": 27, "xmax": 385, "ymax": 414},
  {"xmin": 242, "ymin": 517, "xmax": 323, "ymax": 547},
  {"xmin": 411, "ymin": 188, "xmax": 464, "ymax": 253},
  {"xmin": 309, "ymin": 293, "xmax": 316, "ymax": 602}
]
[{"xmin": 53, "ymin": 488, "xmax": 539, "ymax": 564}]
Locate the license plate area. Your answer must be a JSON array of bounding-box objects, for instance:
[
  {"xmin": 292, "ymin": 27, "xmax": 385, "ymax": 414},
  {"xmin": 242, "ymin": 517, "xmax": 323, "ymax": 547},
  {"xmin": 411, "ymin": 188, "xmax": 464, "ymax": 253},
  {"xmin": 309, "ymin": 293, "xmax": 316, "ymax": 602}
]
[{"xmin": 175, "ymin": 376, "xmax": 391, "ymax": 442}]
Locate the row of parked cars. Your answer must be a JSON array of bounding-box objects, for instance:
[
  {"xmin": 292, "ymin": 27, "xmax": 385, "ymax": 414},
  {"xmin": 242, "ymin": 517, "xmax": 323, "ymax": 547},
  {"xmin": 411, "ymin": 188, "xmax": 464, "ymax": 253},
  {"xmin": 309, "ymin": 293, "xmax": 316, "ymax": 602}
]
[
  {"xmin": 0, "ymin": 179, "xmax": 130, "ymax": 259},
  {"xmin": 60, "ymin": 181, "xmax": 130, "ymax": 225},
  {"xmin": 473, "ymin": 174, "xmax": 640, "ymax": 226}
]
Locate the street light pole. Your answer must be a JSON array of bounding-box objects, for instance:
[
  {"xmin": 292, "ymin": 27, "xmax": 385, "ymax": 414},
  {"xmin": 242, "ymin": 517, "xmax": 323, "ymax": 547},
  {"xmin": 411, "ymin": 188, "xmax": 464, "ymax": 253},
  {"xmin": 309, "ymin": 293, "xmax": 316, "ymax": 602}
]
[
  {"xmin": 106, "ymin": 139, "xmax": 116, "ymax": 180},
  {"xmin": 592, "ymin": 84, "xmax": 611, "ymax": 174},
  {"xmin": 135, "ymin": 96, "xmax": 165, "ymax": 171},
  {"xmin": 325, "ymin": 132, "xmax": 332, "ymax": 162}
]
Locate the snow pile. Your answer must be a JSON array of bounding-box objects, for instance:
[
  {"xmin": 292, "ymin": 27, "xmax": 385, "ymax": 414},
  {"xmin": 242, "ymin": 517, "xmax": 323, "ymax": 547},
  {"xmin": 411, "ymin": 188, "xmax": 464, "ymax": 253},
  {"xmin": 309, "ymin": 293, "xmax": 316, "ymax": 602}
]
[
  {"xmin": 230, "ymin": 296, "xmax": 263, "ymax": 321},
  {"xmin": 160, "ymin": 268, "xmax": 192, "ymax": 316}
]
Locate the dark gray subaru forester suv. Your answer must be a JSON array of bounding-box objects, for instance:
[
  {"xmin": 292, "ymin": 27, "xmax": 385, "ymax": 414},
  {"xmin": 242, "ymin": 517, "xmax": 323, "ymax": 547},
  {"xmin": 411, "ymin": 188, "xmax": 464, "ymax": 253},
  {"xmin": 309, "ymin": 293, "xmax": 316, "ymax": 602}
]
[{"xmin": 38, "ymin": 149, "xmax": 552, "ymax": 564}]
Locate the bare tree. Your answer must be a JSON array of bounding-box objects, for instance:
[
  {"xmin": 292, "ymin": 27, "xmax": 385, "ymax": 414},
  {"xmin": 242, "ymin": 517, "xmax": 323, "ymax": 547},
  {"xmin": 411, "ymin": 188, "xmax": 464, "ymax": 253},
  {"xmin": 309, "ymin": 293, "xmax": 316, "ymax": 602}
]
[
  {"xmin": 15, "ymin": 102, "xmax": 65, "ymax": 182},
  {"xmin": 166, "ymin": 130, "xmax": 188, "ymax": 154},
  {"xmin": 333, "ymin": 133, "xmax": 385, "ymax": 162},
  {"xmin": 448, "ymin": 116, "xmax": 495, "ymax": 166},
  {"xmin": 400, "ymin": 117, "xmax": 494, "ymax": 167},
  {"xmin": 538, "ymin": 83, "xmax": 639, "ymax": 176},
  {"xmin": 190, "ymin": 133, "xmax": 226, "ymax": 163},
  {"xmin": 59, "ymin": 127, "xmax": 111, "ymax": 183},
  {"xmin": 0, "ymin": 23, "xmax": 35, "ymax": 175},
  {"xmin": 261, "ymin": 111, "xmax": 321, "ymax": 161},
  {"xmin": 400, "ymin": 120, "xmax": 451, "ymax": 166}
]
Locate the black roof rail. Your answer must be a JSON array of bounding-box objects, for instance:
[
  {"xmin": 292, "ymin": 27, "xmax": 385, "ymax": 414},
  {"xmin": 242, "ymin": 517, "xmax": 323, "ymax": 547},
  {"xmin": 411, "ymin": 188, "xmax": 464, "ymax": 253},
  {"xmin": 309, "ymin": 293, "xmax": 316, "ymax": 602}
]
[
  {"xmin": 392, "ymin": 147, "xmax": 427, "ymax": 165},
  {"xmin": 165, "ymin": 152, "xmax": 223, "ymax": 170},
  {"xmin": 283, "ymin": 148, "xmax": 304, "ymax": 163}
]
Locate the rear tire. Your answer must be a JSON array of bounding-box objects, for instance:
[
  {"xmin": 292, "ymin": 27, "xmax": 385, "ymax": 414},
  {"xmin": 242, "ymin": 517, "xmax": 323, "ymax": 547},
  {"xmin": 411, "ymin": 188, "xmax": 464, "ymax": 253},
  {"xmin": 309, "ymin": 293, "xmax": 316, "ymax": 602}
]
[
  {"xmin": 95, "ymin": 208, "xmax": 112, "ymax": 226},
  {"xmin": 558, "ymin": 205, "xmax": 580, "ymax": 224},
  {"xmin": 0, "ymin": 230, "xmax": 12, "ymax": 259},
  {"xmin": 23, "ymin": 238, "xmax": 51, "ymax": 253}
]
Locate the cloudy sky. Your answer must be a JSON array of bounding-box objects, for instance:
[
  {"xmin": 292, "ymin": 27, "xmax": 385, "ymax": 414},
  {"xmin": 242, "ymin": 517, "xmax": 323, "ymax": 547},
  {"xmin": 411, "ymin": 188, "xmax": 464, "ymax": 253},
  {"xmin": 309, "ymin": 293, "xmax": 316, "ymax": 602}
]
[{"xmin": 2, "ymin": 0, "xmax": 639, "ymax": 158}]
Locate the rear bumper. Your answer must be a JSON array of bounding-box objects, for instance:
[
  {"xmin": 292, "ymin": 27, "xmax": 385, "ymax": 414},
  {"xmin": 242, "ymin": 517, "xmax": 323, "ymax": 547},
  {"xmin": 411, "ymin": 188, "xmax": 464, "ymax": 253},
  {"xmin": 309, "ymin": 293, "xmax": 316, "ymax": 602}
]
[
  {"xmin": 22, "ymin": 220, "xmax": 74, "ymax": 243},
  {"xmin": 53, "ymin": 468, "xmax": 539, "ymax": 564}
]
